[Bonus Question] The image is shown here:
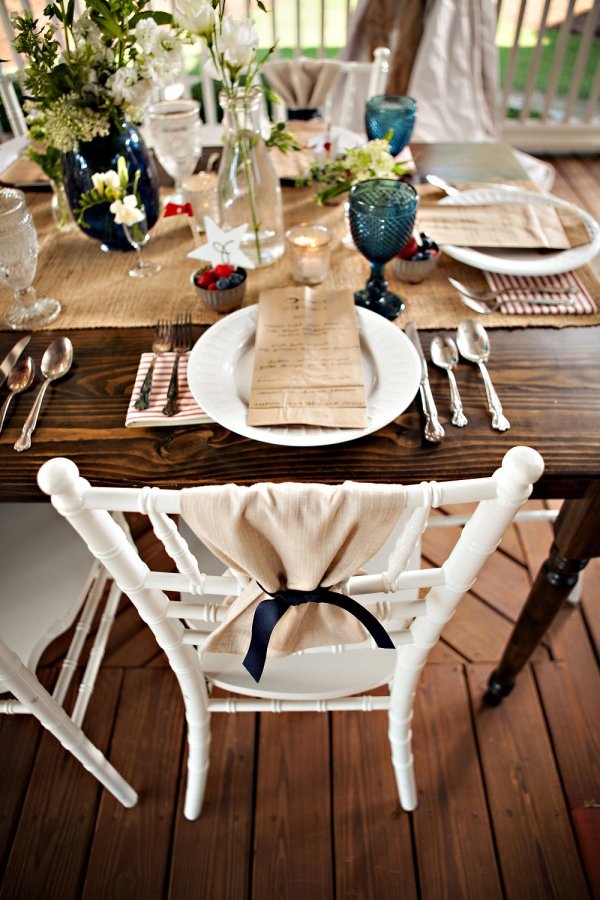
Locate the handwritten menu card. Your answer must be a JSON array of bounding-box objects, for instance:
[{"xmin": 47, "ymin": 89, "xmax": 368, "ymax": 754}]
[{"xmin": 247, "ymin": 287, "xmax": 368, "ymax": 429}]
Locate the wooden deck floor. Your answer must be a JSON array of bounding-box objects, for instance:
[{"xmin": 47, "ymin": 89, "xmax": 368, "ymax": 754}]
[{"xmin": 1, "ymin": 154, "xmax": 600, "ymax": 899}]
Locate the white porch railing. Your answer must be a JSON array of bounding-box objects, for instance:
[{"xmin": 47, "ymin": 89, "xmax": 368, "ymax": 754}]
[
  {"xmin": 0, "ymin": 0, "xmax": 598, "ymax": 153},
  {"xmin": 497, "ymin": 0, "xmax": 600, "ymax": 153}
]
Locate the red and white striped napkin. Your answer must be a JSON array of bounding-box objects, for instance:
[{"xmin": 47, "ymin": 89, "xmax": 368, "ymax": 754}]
[
  {"xmin": 126, "ymin": 352, "xmax": 213, "ymax": 427},
  {"xmin": 485, "ymin": 270, "xmax": 597, "ymax": 315}
]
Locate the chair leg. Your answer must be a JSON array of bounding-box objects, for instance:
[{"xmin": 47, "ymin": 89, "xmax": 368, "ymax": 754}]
[
  {"xmin": 388, "ymin": 705, "xmax": 417, "ymax": 811},
  {"xmin": 388, "ymin": 655, "xmax": 426, "ymax": 811},
  {"xmin": 0, "ymin": 640, "xmax": 137, "ymax": 808}
]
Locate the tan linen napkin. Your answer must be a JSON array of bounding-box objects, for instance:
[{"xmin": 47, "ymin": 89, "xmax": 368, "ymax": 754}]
[
  {"xmin": 484, "ymin": 271, "xmax": 598, "ymax": 316},
  {"xmin": 263, "ymin": 58, "xmax": 344, "ymax": 111},
  {"xmin": 247, "ymin": 286, "xmax": 368, "ymax": 429},
  {"xmin": 180, "ymin": 481, "xmax": 408, "ymax": 662},
  {"xmin": 416, "ymin": 203, "xmax": 574, "ymax": 250},
  {"xmin": 125, "ymin": 352, "xmax": 213, "ymax": 427}
]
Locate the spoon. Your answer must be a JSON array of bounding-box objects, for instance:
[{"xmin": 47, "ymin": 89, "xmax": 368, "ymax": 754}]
[
  {"xmin": 425, "ymin": 175, "xmax": 460, "ymax": 197},
  {"xmin": 430, "ymin": 336, "xmax": 468, "ymax": 427},
  {"xmin": 14, "ymin": 337, "xmax": 74, "ymax": 452},
  {"xmin": 456, "ymin": 320, "xmax": 510, "ymax": 432},
  {"xmin": 0, "ymin": 356, "xmax": 35, "ymax": 435},
  {"xmin": 449, "ymin": 277, "xmax": 577, "ymax": 314}
]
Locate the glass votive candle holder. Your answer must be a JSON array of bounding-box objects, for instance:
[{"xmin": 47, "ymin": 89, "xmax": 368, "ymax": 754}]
[
  {"xmin": 182, "ymin": 172, "xmax": 218, "ymax": 233},
  {"xmin": 285, "ymin": 224, "xmax": 332, "ymax": 285}
]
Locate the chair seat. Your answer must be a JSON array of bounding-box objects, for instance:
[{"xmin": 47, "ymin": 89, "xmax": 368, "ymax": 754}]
[
  {"xmin": 202, "ymin": 646, "xmax": 397, "ymax": 700},
  {"xmin": 1, "ymin": 503, "xmax": 98, "ymax": 670}
]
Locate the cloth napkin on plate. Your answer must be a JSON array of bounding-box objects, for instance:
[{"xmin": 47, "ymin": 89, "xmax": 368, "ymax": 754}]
[
  {"xmin": 125, "ymin": 352, "xmax": 213, "ymax": 427},
  {"xmin": 484, "ymin": 270, "xmax": 598, "ymax": 315}
]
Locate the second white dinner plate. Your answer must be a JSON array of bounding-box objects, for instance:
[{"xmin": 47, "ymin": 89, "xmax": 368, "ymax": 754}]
[
  {"xmin": 187, "ymin": 305, "xmax": 421, "ymax": 446},
  {"xmin": 438, "ymin": 187, "xmax": 600, "ymax": 276}
]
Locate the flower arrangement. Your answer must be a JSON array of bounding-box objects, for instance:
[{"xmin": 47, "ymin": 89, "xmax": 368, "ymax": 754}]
[
  {"xmin": 301, "ymin": 138, "xmax": 411, "ymax": 205},
  {"xmin": 173, "ymin": 0, "xmax": 298, "ymax": 152},
  {"xmin": 12, "ymin": 0, "xmax": 182, "ymax": 153},
  {"xmin": 74, "ymin": 156, "xmax": 144, "ymax": 228},
  {"xmin": 174, "ymin": 1, "xmax": 298, "ymax": 266}
]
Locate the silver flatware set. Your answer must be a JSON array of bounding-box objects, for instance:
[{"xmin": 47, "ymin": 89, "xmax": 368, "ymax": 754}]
[
  {"xmin": 133, "ymin": 314, "xmax": 193, "ymax": 416},
  {"xmin": 0, "ymin": 334, "xmax": 74, "ymax": 450},
  {"xmin": 407, "ymin": 319, "xmax": 510, "ymax": 442}
]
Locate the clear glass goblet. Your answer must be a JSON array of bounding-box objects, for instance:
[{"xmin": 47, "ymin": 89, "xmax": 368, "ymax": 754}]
[
  {"xmin": 146, "ymin": 99, "xmax": 203, "ymax": 207},
  {"xmin": 365, "ymin": 95, "xmax": 417, "ymax": 157},
  {"xmin": 122, "ymin": 211, "xmax": 161, "ymax": 278},
  {"xmin": 348, "ymin": 178, "xmax": 418, "ymax": 320},
  {"xmin": 0, "ymin": 188, "xmax": 61, "ymax": 330}
]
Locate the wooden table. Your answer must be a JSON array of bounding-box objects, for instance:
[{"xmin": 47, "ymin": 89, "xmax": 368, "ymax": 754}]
[{"xmin": 0, "ymin": 143, "xmax": 598, "ymax": 704}]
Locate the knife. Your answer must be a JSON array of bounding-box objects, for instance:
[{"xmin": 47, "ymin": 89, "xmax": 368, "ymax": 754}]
[
  {"xmin": 0, "ymin": 335, "xmax": 31, "ymax": 389},
  {"xmin": 405, "ymin": 322, "xmax": 445, "ymax": 443}
]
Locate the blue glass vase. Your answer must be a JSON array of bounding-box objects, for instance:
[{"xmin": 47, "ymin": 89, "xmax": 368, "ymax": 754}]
[
  {"xmin": 62, "ymin": 120, "xmax": 161, "ymax": 252},
  {"xmin": 365, "ymin": 96, "xmax": 417, "ymax": 157},
  {"xmin": 349, "ymin": 179, "xmax": 418, "ymax": 320}
]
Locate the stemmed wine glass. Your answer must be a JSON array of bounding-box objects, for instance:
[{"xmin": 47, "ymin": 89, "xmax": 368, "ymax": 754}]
[
  {"xmin": 0, "ymin": 188, "xmax": 61, "ymax": 330},
  {"xmin": 122, "ymin": 209, "xmax": 161, "ymax": 278},
  {"xmin": 348, "ymin": 178, "xmax": 418, "ymax": 320},
  {"xmin": 146, "ymin": 99, "xmax": 203, "ymax": 206},
  {"xmin": 365, "ymin": 95, "xmax": 417, "ymax": 157}
]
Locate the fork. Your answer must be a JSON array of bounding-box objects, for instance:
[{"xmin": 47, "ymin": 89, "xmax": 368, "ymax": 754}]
[
  {"xmin": 448, "ymin": 276, "xmax": 578, "ymax": 305},
  {"xmin": 162, "ymin": 313, "xmax": 192, "ymax": 417},
  {"xmin": 134, "ymin": 320, "xmax": 172, "ymax": 410}
]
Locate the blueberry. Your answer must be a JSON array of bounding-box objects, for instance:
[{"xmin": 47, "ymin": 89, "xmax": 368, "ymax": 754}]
[
  {"xmin": 216, "ymin": 277, "xmax": 231, "ymax": 290},
  {"xmin": 229, "ymin": 272, "xmax": 244, "ymax": 286}
]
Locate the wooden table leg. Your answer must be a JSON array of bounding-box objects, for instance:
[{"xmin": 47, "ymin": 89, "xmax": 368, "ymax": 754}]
[{"xmin": 484, "ymin": 481, "xmax": 600, "ymax": 706}]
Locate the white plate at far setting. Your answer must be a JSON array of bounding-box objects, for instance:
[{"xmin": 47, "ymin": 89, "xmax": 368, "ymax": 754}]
[
  {"xmin": 187, "ymin": 305, "xmax": 421, "ymax": 447},
  {"xmin": 438, "ymin": 187, "xmax": 600, "ymax": 276}
]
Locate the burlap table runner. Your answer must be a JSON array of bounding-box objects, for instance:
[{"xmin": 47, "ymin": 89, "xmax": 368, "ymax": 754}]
[{"xmin": 1, "ymin": 182, "xmax": 598, "ymax": 331}]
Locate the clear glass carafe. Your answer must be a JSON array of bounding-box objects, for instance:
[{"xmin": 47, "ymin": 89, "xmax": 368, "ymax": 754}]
[{"xmin": 217, "ymin": 87, "xmax": 284, "ymax": 268}]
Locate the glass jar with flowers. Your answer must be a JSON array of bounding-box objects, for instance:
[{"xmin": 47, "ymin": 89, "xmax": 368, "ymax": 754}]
[
  {"xmin": 175, "ymin": 0, "xmax": 299, "ymax": 269},
  {"xmin": 12, "ymin": 0, "xmax": 182, "ymax": 250}
]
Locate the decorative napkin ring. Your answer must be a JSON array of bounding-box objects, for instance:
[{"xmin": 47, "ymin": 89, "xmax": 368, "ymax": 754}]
[{"xmin": 243, "ymin": 583, "xmax": 396, "ymax": 682}]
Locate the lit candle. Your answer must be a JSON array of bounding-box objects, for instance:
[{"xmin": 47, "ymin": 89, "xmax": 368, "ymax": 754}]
[{"xmin": 285, "ymin": 225, "xmax": 332, "ymax": 285}]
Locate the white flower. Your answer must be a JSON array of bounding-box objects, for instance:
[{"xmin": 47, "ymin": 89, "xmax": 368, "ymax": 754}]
[
  {"xmin": 110, "ymin": 195, "xmax": 145, "ymax": 226},
  {"xmin": 220, "ymin": 16, "xmax": 259, "ymax": 69},
  {"xmin": 92, "ymin": 169, "xmax": 120, "ymax": 197},
  {"xmin": 175, "ymin": 0, "xmax": 215, "ymax": 37},
  {"xmin": 107, "ymin": 67, "xmax": 153, "ymax": 110}
]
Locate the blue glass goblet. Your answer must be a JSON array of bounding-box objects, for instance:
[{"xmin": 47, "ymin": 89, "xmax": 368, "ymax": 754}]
[
  {"xmin": 365, "ymin": 95, "xmax": 417, "ymax": 157},
  {"xmin": 349, "ymin": 178, "xmax": 418, "ymax": 320}
]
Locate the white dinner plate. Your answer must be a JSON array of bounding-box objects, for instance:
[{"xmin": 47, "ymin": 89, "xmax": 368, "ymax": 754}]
[
  {"xmin": 187, "ymin": 306, "xmax": 421, "ymax": 447},
  {"xmin": 438, "ymin": 187, "xmax": 600, "ymax": 276}
]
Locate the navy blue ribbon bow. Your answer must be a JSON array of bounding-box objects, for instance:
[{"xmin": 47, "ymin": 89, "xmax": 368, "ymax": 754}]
[{"xmin": 243, "ymin": 584, "xmax": 395, "ymax": 682}]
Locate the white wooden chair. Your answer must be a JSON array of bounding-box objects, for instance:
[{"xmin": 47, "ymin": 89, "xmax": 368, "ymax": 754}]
[
  {"xmin": 0, "ymin": 502, "xmax": 137, "ymax": 809},
  {"xmin": 37, "ymin": 446, "xmax": 543, "ymax": 820},
  {"xmin": 0, "ymin": 64, "xmax": 28, "ymax": 173}
]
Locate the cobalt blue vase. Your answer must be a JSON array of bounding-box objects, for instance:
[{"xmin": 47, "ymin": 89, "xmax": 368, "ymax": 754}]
[{"xmin": 62, "ymin": 119, "xmax": 161, "ymax": 252}]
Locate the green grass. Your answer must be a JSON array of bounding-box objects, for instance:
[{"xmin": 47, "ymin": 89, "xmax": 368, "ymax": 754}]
[{"xmin": 496, "ymin": 29, "xmax": 597, "ymax": 100}]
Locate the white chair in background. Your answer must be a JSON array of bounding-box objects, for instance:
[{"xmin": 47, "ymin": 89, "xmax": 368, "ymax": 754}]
[
  {"xmin": 0, "ymin": 64, "xmax": 29, "ymax": 173},
  {"xmin": 0, "ymin": 503, "xmax": 137, "ymax": 809},
  {"xmin": 38, "ymin": 446, "xmax": 543, "ymax": 820}
]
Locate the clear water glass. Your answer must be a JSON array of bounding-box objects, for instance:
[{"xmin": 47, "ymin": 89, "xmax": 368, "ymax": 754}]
[
  {"xmin": 146, "ymin": 99, "xmax": 203, "ymax": 206},
  {"xmin": 122, "ymin": 211, "xmax": 161, "ymax": 278},
  {"xmin": 348, "ymin": 178, "xmax": 418, "ymax": 320},
  {"xmin": 0, "ymin": 188, "xmax": 61, "ymax": 330},
  {"xmin": 365, "ymin": 95, "xmax": 417, "ymax": 157}
]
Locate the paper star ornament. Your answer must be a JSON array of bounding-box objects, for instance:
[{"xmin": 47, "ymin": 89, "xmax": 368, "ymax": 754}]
[{"xmin": 187, "ymin": 216, "xmax": 256, "ymax": 269}]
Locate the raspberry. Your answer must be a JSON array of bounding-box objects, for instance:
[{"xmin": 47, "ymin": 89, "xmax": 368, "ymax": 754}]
[
  {"xmin": 214, "ymin": 264, "xmax": 234, "ymax": 278},
  {"xmin": 397, "ymin": 236, "xmax": 418, "ymax": 260}
]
